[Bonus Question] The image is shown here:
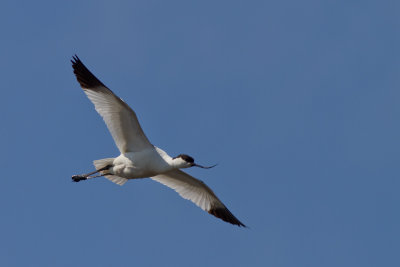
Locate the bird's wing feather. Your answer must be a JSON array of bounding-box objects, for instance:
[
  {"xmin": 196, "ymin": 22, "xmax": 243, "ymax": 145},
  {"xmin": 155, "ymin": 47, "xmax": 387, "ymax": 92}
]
[
  {"xmin": 151, "ymin": 169, "xmax": 246, "ymax": 227},
  {"xmin": 71, "ymin": 56, "xmax": 153, "ymax": 153}
]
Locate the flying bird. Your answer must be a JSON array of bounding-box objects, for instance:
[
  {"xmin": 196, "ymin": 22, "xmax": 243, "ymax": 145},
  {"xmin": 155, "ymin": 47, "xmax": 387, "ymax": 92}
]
[{"xmin": 71, "ymin": 56, "xmax": 245, "ymax": 227}]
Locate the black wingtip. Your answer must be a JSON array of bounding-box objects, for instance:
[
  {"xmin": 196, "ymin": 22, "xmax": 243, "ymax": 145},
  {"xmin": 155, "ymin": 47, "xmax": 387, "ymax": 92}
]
[
  {"xmin": 208, "ymin": 207, "xmax": 247, "ymax": 228},
  {"xmin": 71, "ymin": 54, "xmax": 80, "ymax": 65},
  {"xmin": 71, "ymin": 55, "xmax": 105, "ymax": 89}
]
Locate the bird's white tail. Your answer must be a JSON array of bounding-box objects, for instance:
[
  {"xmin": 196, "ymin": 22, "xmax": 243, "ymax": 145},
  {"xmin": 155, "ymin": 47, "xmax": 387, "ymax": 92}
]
[
  {"xmin": 93, "ymin": 158, "xmax": 128, "ymax": 186},
  {"xmin": 93, "ymin": 158, "xmax": 114, "ymax": 169}
]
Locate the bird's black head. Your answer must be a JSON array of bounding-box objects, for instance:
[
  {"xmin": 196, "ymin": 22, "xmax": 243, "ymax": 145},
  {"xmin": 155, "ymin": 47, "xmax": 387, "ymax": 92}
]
[
  {"xmin": 173, "ymin": 154, "xmax": 217, "ymax": 169},
  {"xmin": 174, "ymin": 154, "xmax": 195, "ymax": 164}
]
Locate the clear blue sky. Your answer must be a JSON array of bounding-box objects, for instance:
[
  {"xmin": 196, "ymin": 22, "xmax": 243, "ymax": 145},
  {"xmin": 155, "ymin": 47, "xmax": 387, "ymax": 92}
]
[{"xmin": 0, "ymin": 0, "xmax": 399, "ymax": 266}]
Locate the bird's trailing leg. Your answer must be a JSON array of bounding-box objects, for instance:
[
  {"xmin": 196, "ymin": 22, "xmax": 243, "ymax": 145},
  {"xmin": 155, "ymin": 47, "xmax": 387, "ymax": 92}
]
[{"xmin": 72, "ymin": 165, "xmax": 112, "ymax": 182}]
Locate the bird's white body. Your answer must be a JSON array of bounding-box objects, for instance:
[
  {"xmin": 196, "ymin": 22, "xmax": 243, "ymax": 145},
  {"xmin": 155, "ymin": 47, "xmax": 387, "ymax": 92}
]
[
  {"xmin": 71, "ymin": 56, "xmax": 245, "ymax": 227},
  {"xmin": 110, "ymin": 147, "xmax": 175, "ymax": 178}
]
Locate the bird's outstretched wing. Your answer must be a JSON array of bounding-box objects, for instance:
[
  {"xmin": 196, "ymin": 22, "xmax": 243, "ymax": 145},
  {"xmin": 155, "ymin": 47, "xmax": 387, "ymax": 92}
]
[
  {"xmin": 71, "ymin": 55, "xmax": 153, "ymax": 153},
  {"xmin": 151, "ymin": 169, "xmax": 246, "ymax": 227}
]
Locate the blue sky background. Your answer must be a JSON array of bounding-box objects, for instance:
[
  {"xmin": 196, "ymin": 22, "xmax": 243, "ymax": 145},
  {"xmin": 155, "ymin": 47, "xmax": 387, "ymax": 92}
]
[{"xmin": 0, "ymin": 0, "xmax": 399, "ymax": 266}]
